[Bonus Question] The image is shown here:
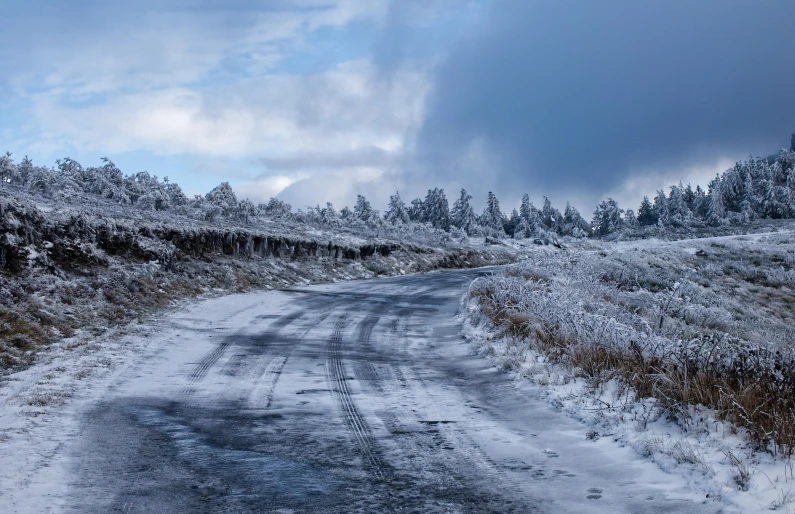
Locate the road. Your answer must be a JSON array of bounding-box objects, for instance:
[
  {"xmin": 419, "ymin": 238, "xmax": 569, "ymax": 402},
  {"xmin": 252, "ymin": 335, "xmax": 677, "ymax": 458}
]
[{"xmin": 54, "ymin": 269, "xmax": 715, "ymax": 513}]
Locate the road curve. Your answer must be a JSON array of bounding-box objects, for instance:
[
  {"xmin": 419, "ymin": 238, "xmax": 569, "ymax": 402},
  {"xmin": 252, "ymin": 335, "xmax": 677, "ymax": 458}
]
[{"xmin": 61, "ymin": 268, "xmax": 717, "ymax": 513}]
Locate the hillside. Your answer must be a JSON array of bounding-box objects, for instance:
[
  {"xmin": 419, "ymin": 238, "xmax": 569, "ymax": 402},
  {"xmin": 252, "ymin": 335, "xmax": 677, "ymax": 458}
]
[{"xmin": 0, "ymin": 188, "xmax": 517, "ymax": 371}]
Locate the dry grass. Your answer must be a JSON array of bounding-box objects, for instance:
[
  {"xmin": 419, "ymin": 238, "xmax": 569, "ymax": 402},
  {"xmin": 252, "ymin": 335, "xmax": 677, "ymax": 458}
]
[{"xmin": 469, "ymin": 236, "xmax": 795, "ymax": 455}]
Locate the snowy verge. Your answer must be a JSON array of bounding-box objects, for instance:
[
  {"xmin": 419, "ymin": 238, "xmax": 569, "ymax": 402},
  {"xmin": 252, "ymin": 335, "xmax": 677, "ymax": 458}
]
[{"xmin": 461, "ymin": 235, "xmax": 795, "ymax": 513}]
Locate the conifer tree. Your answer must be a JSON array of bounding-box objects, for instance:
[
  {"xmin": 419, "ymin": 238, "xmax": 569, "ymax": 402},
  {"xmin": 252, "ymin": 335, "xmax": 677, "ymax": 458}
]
[
  {"xmin": 451, "ymin": 189, "xmax": 479, "ymax": 235},
  {"xmin": 504, "ymin": 209, "xmax": 521, "ymax": 237},
  {"xmin": 423, "ymin": 188, "xmax": 451, "ymax": 231},
  {"xmin": 637, "ymin": 196, "xmax": 657, "ymax": 226},
  {"xmin": 408, "ymin": 198, "xmax": 425, "ymax": 223},
  {"xmin": 592, "ymin": 198, "xmax": 624, "ymax": 236},
  {"xmin": 384, "ymin": 191, "xmax": 411, "ymax": 224},
  {"xmin": 561, "ymin": 202, "xmax": 591, "ymax": 237},
  {"xmin": 354, "ymin": 194, "xmax": 376, "ymax": 222},
  {"xmin": 654, "ymin": 189, "xmax": 669, "ymax": 226},
  {"xmin": 705, "ymin": 175, "xmax": 725, "ymax": 226},
  {"xmin": 540, "ymin": 197, "xmax": 560, "ymax": 231},
  {"xmin": 481, "ymin": 191, "xmax": 505, "ymax": 235}
]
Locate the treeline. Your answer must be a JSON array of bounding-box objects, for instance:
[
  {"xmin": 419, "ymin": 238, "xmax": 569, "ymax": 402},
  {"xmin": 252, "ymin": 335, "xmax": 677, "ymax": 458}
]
[
  {"xmin": 601, "ymin": 149, "xmax": 795, "ymax": 236},
  {"xmin": 2, "ymin": 144, "xmax": 795, "ymax": 241}
]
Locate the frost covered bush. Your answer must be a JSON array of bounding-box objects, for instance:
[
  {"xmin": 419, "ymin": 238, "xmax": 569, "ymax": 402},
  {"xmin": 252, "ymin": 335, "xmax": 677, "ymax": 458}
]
[
  {"xmin": 468, "ymin": 237, "xmax": 795, "ymax": 455},
  {"xmin": 0, "ymin": 187, "xmax": 518, "ymax": 372}
]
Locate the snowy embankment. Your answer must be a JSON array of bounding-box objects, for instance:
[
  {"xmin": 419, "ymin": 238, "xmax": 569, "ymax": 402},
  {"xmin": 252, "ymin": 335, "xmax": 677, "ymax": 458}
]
[
  {"xmin": 463, "ymin": 230, "xmax": 795, "ymax": 513},
  {"xmin": 0, "ymin": 191, "xmax": 517, "ymax": 372}
]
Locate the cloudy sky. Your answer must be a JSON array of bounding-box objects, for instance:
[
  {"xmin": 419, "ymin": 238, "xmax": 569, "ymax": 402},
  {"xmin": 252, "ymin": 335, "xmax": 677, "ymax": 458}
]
[{"xmin": 3, "ymin": 0, "xmax": 795, "ymax": 213}]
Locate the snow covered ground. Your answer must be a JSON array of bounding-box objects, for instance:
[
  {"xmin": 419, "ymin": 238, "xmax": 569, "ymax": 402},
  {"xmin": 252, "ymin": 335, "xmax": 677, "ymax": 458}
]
[
  {"xmin": 465, "ymin": 229, "xmax": 795, "ymax": 513},
  {"xmin": 1, "ymin": 268, "xmax": 725, "ymax": 513}
]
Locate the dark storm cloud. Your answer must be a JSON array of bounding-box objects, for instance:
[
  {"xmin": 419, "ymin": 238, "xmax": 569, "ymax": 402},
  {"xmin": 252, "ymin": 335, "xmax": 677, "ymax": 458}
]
[{"xmin": 415, "ymin": 0, "xmax": 795, "ymax": 203}]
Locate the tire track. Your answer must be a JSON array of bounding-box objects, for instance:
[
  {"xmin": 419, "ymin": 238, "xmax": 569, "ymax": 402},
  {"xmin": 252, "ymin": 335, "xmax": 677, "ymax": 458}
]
[
  {"xmin": 180, "ymin": 310, "xmax": 304, "ymax": 399},
  {"xmin": 248, "ymin": 356, "xmax": 287, "ymax": 409},
  {"xmin": 352, "ymin": 315, "xmax": 383, "ymax": 391},
  {"xmin": 247, "ymin": 313, "xmax": 328, "ymax": 410},
  {"xmin": 326, "ymin": 315, "xmax": 386, "ymax": 480}
]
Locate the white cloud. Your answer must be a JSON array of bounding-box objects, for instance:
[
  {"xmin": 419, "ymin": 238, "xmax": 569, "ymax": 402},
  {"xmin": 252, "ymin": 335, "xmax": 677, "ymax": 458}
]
[
  {"xmin": 7, "ymin": 1, "xmax": 389, "ymax": 98},
  {"xmin": 234, "ymin": 175, "xmax": 298, "ymax": 203},
  {"xmin": 30, "ymin": 60, "xmax": 429, "ymax": 159}
]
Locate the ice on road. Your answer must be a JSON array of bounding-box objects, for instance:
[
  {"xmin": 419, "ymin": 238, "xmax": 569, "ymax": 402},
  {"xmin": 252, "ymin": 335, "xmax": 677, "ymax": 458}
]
[{"xmin": 2, "ymin": 269, "xmax": 718, "ymax": 513}]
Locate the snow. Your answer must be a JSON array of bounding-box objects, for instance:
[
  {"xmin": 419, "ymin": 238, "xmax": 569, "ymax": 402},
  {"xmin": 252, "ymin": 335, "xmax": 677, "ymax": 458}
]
[
  {"xmin": 0, "ymin": 290, "xmax": 292, "ymax": 513},
  {"xmin": 463, "ymin": 229, "xmax": 795, "ymax": 513}
]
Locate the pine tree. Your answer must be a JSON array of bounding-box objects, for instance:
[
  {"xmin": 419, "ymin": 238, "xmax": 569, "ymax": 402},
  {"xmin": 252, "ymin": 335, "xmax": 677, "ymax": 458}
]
[
  {"xmin": 654, "ymin": 190, "xmax": 669, "ymax": 226},
  {"xmin": 540, "ymin": 197, "xmax": 560, "ymax": 231},
  {"xmin": 514, "ymin": 193, "xmax": 540, "ymax": 238},
  {"xmin": 408, "ymin": 198, "xmax": 425, "ymax": 223},
  {"xmin": 481, "ymin": 191, "xmax": 505, "ymax": 235},
  {"xmin": 667, "ymin": 184, "xmax": 690, "ymax": 227},
  {"xmin": 423, "ymin": 188, "xmax": 451, "ymax": 231},
  {"xmin": 591, "ymin": 198, "xmax": 624, "ymax": 236},
  {"xmin": 637, "ymin": 196, "xmax": 657, "ymax": 226},
  {"xmin": 384, "ymin": 191, "xmax": 410, "ymax": 224},
  {"xmin": 705, "ymin": 175, "xmax": 725, "ymax": 226},
  {"xmin": 504, "ymin": 209, "xmax": 521, "ymax": 237},
  {"xmin": 320, "ymin": 202, "xmax": 339, "ymax": 225},
  {"xmin": 790, "ymin": 131, "xmax": 795, "ymax": 153},
  {"xmin": 354, "ymin": 194, "xmax": 376, "ymax": 222},
  {"xmin": 561, "ymin": 202, "xmax": 591, "ymax": 237},
  {"xmin": 0, "ymin": 152, "xmax": 12, "ymax": 189},
  {"xmin": 624, "ymin": 209, "xmax": 637, "ymax": 228},
  {"xmin": 451, "ymin": 189, "xmax": 479, "ymax": 235},
  {"xmin": 683, "ymin": 183, "xmax": 696, "ymax": 211},
  {"xmin": 519, "ymin": 194, "xmax": 532, "ymax": 222},
  {"xmin": 692, "ymin": 186, "xmax": 707, "ymax": 219}
]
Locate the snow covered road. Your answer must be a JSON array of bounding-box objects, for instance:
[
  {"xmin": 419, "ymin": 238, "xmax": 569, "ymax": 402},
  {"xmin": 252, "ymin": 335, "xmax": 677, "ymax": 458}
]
[{"xmin": 2, "ymin": 269, "xmax": 720, "ymax": 513}]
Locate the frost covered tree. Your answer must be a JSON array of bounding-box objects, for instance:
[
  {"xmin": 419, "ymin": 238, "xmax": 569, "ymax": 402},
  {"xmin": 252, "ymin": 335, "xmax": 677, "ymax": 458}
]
[
  {"xmin": 318, "ymin": 202, "xmax": 339, "ymax": 225},
  {"xmin": 408, "ymin": 198, "xmax": 425, "ymax": 223},
  {"xmin": 423, "ymin": 188, "xmax": 451, "ymax": 231},
  {"xmin": 667, "ymin": 184, "xmax": 691, "ymax": 227},
  {"xmin": 560, "ymin": 202, "xmax": 591, "ymax": 237},
  {"xmin": 540, "ymin": 197, "xmax": 561, "ymax": 231},
  {"xmin": 480, "ymin": 191, "xmax": 505, "ymax": 235},
  {"xmin": 683, "ymin": 183, "xmax": 696, "ymax": 212},
  {"xmin": 504, "ymin": 209, "xmax": 521, "ymax": 237},
  {"xmin": 592, "ymin": 198, "xmax": 624, "ymax": 236},
  {"xmin": 0, "ymin": 152, "xmax": 12, "ymax": 188},
  {"xmin": 692, "ymin": 185, "xmax": 707, "ymax": 219},
  {"xmin": 237, "ymin": 199, "xmax": 257, "ymax": 222},
  {"xmin": 514, "ymin": 194, "xmax": 541, "ymax": 238},
  {"xmin": 206, "ymin": 182, "xmax": 238, "ymax": 216},
  {"xmin": 451, "ymin": 189, "xmax": 479, "ymax": 235},
  {"xmin": 705, "ymin": 175, "xmax": 725, "ymax": 226},
  {"xmin": 354, "ymin": 194, "xmax": 377, "ymax": 223},
  {"xmin": 637, "ymin": 196, "xmax": 657, "ymax": 226},
  {"xmin": 384, "ymin": 192, "xmax": 410, "ymax": 224},
  {"xmin": 653, "ymin": 190, "xmax": 669, "ymax": 227},
  {"xmin": 260, "ymin": 198, "xmax": 292, "ymax": 219},
  {"xmin": 16, "ymin": 155, "xmax": 34, "ymax": 187},
  {"xmin": 624, "ymin": 208, "xmax": 637, "ymax": 228}
]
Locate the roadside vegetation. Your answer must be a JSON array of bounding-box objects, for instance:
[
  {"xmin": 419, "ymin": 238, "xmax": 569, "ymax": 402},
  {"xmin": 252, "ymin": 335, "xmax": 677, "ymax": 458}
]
[{"xmin": 468, "ymin": 233, "xmax": 795, "ymax": 454}]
